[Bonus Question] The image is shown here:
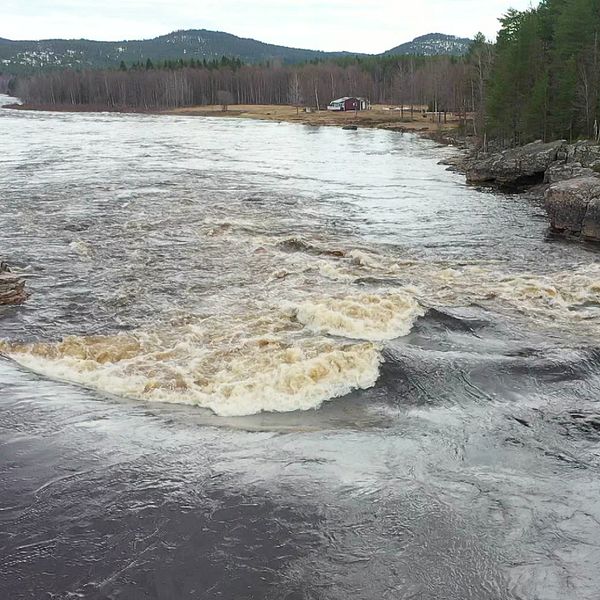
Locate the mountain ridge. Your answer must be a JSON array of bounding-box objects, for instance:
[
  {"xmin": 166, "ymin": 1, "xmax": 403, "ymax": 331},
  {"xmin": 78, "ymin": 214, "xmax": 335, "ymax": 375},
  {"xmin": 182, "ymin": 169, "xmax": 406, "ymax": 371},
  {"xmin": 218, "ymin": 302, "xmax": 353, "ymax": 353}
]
[
  {"xmin": 384, "ymin": 33, "xmax": 473, "ymax": 57},
  {"xmin": 0, "ymin": 30, "xmax": 474, "ymax": 74}
]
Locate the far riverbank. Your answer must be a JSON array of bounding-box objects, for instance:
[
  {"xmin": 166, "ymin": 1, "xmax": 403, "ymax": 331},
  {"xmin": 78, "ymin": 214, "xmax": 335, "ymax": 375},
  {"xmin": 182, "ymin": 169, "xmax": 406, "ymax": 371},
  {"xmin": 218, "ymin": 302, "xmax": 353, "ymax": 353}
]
[{"xmin": 5, "ymin": 101, "xmax": 465, "ymax": 138}]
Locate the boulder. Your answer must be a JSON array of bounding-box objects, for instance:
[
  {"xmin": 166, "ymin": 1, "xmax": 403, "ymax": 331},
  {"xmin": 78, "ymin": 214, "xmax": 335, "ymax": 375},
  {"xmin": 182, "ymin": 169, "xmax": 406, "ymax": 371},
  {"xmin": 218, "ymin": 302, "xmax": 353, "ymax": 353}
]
[
  {"xmin": 544, "ymin": 162, "xmax": 597, "ymax": 184},
  {"xmin": 459, "ymin": 135, "xmax": 600, "ymax": 243},
  {"xmin": 0, "ymin": 262, "xmax": 28, "ymax": 305},
  {"xmin": 438, "ymin": 153, "xmax": 470, "ymax": 172},
  {"xmin": 545, "ymin": 176, "xmax": 600, "ymax": 241},
  {"xmin": 572, "ymin": 142, "xmax": 600, "ymax": 169},
  {"xmin": 466, "ymin": 140, "xmax": 567, "ymax": 185},
  {"xmin": 582, "ymin": 198, "xmax": 600, "ymax": 241}
]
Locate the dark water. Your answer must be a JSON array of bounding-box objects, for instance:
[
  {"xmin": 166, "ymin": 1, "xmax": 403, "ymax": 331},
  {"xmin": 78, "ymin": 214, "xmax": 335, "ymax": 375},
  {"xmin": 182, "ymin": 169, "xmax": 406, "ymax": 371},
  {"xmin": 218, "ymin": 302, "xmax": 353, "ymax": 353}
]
[{"xmin": 1, "ymin": 95, "xmax": 600, "ymax": 599}]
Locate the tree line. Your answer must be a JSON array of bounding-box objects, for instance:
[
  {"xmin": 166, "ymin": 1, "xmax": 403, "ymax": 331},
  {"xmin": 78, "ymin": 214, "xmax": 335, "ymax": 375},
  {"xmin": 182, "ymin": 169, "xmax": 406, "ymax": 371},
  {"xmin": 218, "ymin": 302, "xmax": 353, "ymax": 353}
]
[
  {"xmin": 13, "ymin": 52, "xmax": 487, "ymax": 118},
  {"xmin": 486, "ymin": 0, "xmax": 600, "ymax": 144},
  {"xmin": 119, "ymin": 56, "xmax": 244, "ymax": 72},
  {"xmin": 0, "ymin": 75, "xmax": 11, "ymax": 94},
  {"xmin": 17, "ymin": 0, "xmax": 600, "ymax": 147}
]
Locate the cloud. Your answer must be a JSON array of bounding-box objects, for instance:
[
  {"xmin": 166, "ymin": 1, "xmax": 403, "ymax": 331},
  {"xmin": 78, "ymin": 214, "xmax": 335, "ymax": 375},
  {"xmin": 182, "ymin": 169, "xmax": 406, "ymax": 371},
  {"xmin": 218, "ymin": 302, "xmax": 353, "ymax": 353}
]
[{"xmin": 2, "ymin": 0, "xmax": 535, "ymax": 52}]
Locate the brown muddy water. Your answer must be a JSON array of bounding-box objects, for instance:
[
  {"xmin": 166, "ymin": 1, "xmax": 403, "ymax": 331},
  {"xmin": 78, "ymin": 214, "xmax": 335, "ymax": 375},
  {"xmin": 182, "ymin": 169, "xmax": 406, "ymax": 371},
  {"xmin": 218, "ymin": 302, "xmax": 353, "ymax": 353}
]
[{"xmin": 1, "ymin": 94, "xmax": 600, "ymax": 599}]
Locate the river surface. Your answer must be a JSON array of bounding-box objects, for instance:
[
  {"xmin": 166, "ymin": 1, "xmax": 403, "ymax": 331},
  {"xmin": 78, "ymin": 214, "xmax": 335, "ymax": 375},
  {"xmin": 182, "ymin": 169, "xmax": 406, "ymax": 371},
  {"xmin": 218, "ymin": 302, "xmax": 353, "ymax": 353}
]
[{"xmin": 1, "ymin": 94, "xmax": 600, "ymax": 599}]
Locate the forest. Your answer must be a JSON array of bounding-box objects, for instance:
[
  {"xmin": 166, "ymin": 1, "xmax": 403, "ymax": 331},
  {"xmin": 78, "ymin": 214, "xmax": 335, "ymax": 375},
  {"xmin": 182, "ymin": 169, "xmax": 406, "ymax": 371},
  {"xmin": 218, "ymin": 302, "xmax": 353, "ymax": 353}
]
[
  {"xmin": 487, "ymin": 0, "xmax": 600, "ymax": 144},
  {"xmin": 8, "ymin": 0, "xmax": 600, "ymax": 146},
  {"xmin": 11, "ymin": 53, "xmax": 485, "ymax": 121}
]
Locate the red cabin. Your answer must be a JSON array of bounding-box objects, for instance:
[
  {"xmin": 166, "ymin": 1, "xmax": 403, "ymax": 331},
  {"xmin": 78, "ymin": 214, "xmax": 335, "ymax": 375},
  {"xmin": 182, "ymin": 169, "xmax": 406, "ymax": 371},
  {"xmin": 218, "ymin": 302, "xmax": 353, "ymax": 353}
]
[{"xmin": 327, "ymin": 97, "xmax": 370, "ymax": 112}]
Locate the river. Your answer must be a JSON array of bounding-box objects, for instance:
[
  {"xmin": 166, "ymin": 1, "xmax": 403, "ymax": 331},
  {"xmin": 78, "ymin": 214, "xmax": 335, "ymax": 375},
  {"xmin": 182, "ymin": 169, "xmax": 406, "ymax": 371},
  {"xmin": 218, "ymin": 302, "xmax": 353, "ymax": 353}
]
[{"xmin": 1, "ymin": 94, "xmax": 599, "ymax": 599}]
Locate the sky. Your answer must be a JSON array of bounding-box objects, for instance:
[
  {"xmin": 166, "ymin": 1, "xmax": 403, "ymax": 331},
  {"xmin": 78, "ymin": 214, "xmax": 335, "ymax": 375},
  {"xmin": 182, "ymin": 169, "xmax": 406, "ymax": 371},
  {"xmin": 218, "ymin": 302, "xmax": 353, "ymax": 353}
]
[{"xmin": 3, "ymin": 0, "xmax": 535, "ymax": 53}]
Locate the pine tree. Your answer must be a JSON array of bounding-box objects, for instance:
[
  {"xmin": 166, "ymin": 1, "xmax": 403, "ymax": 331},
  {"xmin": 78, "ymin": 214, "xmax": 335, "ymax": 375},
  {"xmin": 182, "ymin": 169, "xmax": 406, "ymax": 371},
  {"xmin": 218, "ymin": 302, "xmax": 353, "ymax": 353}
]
[
  {"xmin": 486, "ymin": 0, "xmax": 600, "ymax": 143},
  {"xmin": 552, "ymin": 0, "xmax": 600, "ymax": 138}
]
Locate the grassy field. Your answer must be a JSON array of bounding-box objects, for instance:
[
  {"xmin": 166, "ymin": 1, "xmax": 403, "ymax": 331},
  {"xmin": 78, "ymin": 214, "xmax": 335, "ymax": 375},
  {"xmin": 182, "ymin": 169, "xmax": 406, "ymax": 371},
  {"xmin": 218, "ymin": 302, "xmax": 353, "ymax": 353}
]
[
  {"xmin": 164, "ymin": 104, "xmax": 465, "ymax": 133},
  {"xmin": 7, "ymin": 102, "xmax": 466, "ymax": 135}
]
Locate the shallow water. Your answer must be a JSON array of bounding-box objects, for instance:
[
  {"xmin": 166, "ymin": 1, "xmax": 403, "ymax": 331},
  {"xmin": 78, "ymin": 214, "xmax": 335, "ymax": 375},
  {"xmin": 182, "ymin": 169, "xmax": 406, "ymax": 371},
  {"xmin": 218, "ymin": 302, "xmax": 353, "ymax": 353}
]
[{"xmin": 1, "ymin": 94, "xmax": 600, "ymax": 599}]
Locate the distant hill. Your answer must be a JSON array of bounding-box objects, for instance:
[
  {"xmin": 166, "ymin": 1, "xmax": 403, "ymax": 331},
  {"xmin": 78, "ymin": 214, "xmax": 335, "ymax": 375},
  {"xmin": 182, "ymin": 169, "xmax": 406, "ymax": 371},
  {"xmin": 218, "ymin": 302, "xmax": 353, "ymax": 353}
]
[
  {"xmin": 0, "ymin": 29, "xmax": 473, "ymax": 75},
  {"xmin": 384, "ymin": 33, "xmax": 473, "ymax": 57},
  {"xmin": 0, "ymin": 30, "xmax": 364, "ymax": 74}
]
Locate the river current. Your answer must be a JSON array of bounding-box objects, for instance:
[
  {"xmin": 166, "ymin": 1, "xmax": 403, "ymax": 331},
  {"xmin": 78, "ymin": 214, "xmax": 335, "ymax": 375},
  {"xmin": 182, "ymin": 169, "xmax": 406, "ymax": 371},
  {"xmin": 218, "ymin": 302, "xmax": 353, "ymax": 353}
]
[{"xmin": 1, "ymin": 94, "xmax": 600, "ymax": 599}]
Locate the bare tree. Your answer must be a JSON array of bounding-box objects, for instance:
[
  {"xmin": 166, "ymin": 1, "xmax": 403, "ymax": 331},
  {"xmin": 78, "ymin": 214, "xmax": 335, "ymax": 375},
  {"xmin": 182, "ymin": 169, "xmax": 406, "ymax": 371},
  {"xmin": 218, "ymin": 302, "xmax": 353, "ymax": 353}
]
[
  {"xmin": 216, "ymin": 89, "xmax": 234, "ymax": 111},
  {"xmin": 15, "ymin": 57, "xmax": 476, "ymax": 120},
  {"xmin": 288, "ymin": 72, "xmax": 303, "ymax": 114},
  {"xmin": 0, "ymin": 75, "xmax": 12, "ymax": 94}
]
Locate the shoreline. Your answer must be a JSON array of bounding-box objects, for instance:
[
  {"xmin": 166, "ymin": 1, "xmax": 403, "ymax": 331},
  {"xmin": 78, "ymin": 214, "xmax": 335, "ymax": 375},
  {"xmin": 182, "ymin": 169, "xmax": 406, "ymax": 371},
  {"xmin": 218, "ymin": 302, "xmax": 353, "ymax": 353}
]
[
  {"xmin": 5, "ymin": 101, "xmax": 598, "ymax": 242},
  {"xmin": 5, "ymin": 102, "xmax": 466, "ymax": 140}
]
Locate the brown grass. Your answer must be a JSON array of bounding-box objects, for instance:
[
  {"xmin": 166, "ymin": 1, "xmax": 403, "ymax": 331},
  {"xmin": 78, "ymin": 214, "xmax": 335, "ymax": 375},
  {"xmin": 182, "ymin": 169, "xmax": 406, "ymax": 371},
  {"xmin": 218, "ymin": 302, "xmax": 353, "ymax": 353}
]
[
  {"xmin": 7, "ymin": 102, "xmax": 466, "ymax": 135},
  {"xmin": 163, "ymin": 104, "xmax": 465, "ymax": 133}
]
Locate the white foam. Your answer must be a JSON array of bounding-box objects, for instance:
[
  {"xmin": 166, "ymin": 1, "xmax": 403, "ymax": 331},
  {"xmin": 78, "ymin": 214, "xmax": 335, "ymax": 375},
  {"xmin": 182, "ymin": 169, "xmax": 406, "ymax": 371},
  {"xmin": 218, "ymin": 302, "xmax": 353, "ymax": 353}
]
[
  {"xmin": 69, "ymin": 239, "xmax": 93, "ymax": 258},
  {"xmin": 348, "ymin": 249, "xmax": 385, "ymax": 269},
  {"xmin": 294, "ymin": 291, "xmax": 424, "ymax": 341},
  {"xmin": 2, "ymin": 332, "xmax": 382, "ymax": 417},
  {"xmin": 317, "ymin": 261, "xmax": 355, "ymax": 282}
]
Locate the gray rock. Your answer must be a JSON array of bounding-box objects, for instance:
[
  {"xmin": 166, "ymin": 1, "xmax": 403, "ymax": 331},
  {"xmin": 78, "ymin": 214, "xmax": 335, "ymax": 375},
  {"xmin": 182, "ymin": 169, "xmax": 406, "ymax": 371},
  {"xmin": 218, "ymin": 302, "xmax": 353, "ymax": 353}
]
[
  {"xmin": 556, "ymin": 150, "xmax": 568, "ymax": 161},
  {"xmin": 583, "ymin": 198, "xmax": 600, "ymax": 240},
  {"xmin": 0, "ymin": 273, "xmax": 28, "ymax": 305},
  {"xmin": 466, "ymin": 140, "xmax": 567, "ymax": 185},
  {"xmin": 544, "ymin": 162, "xmax": 596, "ymax": 184},
  {"xmin": 545, "ymin": 176, "xmax": 600, "ymax": 241},
  {"xmin": 438, "ymin": 153, "xmax": 469, "ymax": 172},
  {"xmin": 572, "ymin": 142, "xmax": 600, "ymax": 168},
  {"xmin": 0, "ymin": 260, "xmax": 28, "ymax": 305}
]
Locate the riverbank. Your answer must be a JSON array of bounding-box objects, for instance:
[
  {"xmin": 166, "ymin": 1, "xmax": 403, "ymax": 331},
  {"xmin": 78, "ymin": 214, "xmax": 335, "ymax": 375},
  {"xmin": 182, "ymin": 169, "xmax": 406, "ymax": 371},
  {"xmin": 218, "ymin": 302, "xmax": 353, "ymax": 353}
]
[
  {"xmin": 3, "ymin": 93, "xmax": 600, "ymax": 600},
  {"xmin": 6, "ymin": 102, "xmax": 465, "ymax": 135},
  {"xmin": 450, "ymin": 139, "xmax": 600, "ymax": 243},
  {"xmin": 10, "ymin": 99, "xmax": 599, "ymax": 243},
  {"xmin": 164, "ymin": 104, "xmax": 466, "ymax": 134}
]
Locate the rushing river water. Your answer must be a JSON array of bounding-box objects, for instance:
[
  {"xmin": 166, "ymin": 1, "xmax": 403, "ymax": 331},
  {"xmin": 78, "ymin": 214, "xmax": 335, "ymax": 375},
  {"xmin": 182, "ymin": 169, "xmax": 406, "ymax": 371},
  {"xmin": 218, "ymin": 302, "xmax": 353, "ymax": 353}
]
[{"xmin": 1, "ymin": 94, "xmax": 600, "ymax": 599}]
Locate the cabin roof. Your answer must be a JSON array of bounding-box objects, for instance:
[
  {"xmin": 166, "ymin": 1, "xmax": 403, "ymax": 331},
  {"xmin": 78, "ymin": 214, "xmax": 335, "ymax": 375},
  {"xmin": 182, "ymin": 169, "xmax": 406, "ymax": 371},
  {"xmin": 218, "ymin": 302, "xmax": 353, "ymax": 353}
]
[{"xmin": 330, "ymin": 96, "xmax": 369, "ymax": 103}]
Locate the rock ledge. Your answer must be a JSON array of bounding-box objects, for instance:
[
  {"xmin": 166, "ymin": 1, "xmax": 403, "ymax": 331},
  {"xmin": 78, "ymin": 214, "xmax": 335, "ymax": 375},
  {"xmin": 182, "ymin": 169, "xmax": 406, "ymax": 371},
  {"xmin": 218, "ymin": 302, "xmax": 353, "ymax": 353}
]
[
  {"xmin": 545, "ymin": 177, "xmax": 600, "ymax": 241},
  {"xmin": 463, "ymin": 139, "xmax": 600, "ymax": 242}
]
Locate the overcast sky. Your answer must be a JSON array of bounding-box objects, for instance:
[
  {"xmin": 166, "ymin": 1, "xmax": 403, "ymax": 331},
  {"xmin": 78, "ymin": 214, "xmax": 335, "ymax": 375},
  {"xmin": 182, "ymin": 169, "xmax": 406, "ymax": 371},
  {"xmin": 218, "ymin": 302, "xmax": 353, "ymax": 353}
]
[{"xmin": 3, "ymin": 0, "xmax": 535, "ymax": 53}]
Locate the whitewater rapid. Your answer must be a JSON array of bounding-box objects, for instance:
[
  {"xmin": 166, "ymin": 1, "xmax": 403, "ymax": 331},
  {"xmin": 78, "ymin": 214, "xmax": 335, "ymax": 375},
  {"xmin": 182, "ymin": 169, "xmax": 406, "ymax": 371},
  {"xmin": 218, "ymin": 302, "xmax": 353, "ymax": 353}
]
[
  {"xmin": 3, "ymin": 235, "xmax": 599, "ymax": 416},
  {"xmin": 2, "ymin": 98, "xmax": 600, "ymax": 600},
  {"xmin": 1, "ymin": 93, "xmax": 598, "ymax": 419}
]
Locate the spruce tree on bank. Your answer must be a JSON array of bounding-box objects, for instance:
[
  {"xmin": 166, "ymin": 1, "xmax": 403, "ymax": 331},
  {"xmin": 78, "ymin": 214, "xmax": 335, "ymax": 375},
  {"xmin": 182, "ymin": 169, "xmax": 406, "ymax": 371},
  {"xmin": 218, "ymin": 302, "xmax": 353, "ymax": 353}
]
[{"xmin": 486, "ymin": 0, "xmax": 600, "ymax": 145}]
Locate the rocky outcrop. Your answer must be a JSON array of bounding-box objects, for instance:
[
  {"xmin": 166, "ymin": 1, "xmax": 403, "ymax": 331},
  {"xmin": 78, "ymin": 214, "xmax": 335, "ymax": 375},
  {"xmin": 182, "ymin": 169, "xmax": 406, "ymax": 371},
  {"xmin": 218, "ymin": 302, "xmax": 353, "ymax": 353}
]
[
  {"xmin": 0, "ymin": 262, "xmax": 28, "ymax": 305},
  {"xmin": 570, "ymin": 142, "xmax": 600, "ymax": 169},
  {"xmin": 466, "ymin": 140, "xmax": 567, "ymax": 186},
  {"xmin": 544, "ymin": 162, "xmax": 597, "ymax": 184},
  {"xmin": 545, "ymin": 177, "xmax": 600, "ymax": 241},
  {"xmin": 459, "ymin": 137, "xmax": 600, "ymax": 242}
]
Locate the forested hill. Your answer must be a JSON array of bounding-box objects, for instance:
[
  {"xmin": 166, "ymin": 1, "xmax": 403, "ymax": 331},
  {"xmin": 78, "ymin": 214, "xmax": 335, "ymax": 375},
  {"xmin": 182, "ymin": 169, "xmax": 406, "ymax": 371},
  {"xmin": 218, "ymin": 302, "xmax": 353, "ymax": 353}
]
[
  {"xmin": 384, "ymin": 33, "xmax": 473, "ymax": 57},
  {"xmin": 0, "ymin": 30, "xmax": 362, "ymax": 74},
  {"xmin": 486, "ymin": 0, "xmax": 600, "ymax": 144},
  {"xmin": 0, "ymin": 30, "xmax": 472, "ymax": 74}
]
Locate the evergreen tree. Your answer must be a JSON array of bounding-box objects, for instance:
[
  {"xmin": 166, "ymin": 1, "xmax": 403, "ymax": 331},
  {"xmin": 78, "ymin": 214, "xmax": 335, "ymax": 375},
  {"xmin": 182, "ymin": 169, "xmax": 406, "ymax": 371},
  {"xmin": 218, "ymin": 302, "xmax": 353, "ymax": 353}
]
[{"xmin": 486, "ymin": 0, "xmax": 600, "ymax": 143}]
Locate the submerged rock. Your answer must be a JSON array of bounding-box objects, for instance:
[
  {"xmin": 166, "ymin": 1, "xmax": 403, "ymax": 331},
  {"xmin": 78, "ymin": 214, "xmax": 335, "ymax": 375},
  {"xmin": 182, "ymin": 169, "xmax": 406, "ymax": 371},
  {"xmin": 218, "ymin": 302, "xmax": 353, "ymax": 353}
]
[
  {"xmin": 545, "ymin": 176, "xmax": 600, "ymax": 241},
  {"xmin": 0, "ymin": 262, "xmax": 28, "ymax": 305}
]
